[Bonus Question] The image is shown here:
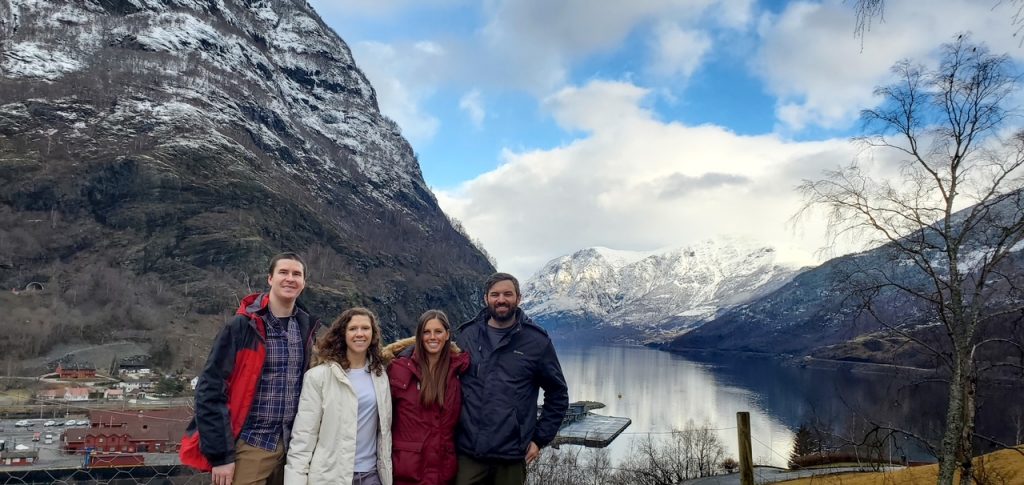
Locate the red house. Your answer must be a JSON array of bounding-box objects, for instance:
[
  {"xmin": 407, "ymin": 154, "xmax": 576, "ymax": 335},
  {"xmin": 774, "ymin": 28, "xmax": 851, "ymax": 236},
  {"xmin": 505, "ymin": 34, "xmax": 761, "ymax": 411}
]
[
  {"xmin": 56, "ymin": 362, "xmax": 96, "ymax": 379},
  {"xmin": 63, "ymin": 408, "xmax": 191, "ymax": 454}
]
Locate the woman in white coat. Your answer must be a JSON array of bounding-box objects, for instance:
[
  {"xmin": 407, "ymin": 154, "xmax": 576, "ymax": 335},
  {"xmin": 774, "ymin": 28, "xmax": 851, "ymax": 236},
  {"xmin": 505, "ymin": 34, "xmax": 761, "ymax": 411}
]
[{"xmin": 285, "ymin": 307, "xmax": 393, "ymax": 485}]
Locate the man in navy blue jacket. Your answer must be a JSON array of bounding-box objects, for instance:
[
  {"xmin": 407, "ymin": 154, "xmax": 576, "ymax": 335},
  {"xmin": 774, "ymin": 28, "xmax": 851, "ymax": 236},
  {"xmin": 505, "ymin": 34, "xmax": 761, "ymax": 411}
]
[{"xmin": 454, "ymin": 272, "xmax": 569, "ymax": 485}]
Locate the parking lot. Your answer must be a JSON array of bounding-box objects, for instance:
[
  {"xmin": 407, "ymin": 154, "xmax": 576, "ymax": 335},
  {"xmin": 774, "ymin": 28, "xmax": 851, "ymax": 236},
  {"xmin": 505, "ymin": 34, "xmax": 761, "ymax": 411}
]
[
  {"xmin": 2, "ymin": 416, "xmax": 94, "ymax": 469},
  {"xmin": 1, "ymin": 417, "xmax": 183, "ymax": 471}
]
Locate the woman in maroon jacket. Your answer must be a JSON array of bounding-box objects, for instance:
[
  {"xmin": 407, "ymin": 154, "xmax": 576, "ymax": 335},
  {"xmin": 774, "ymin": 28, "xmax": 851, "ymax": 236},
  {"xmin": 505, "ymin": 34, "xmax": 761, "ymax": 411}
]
[{"xmin": 385, "ymin": 309, "xmax": 470, "ymax": 485}]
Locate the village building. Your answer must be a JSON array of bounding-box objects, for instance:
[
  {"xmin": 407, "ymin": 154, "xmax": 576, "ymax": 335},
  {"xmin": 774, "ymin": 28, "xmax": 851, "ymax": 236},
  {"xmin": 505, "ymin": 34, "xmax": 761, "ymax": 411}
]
[
  {"xmin": 63, "ymin": 408, "xmax": 190, "ymax": 454},
  {"xmin": 116, "ymin": 381, "xmax": 142, "ymax": 393},
  {"xmin": 116, "ymin": 378, "xmax": 155, "ymax": 392},
  {"xmin": 56, "ymin": 362, "xmax": 96, "ymax": 379},
  {"xmin": 63, "ymin": 387, "xmax": 90, "ymax": 402},
  {"xmin": 0, "ymin": 449, "xmax": 38, "ymax": 466},
  {"xmin": 116, "ymin": 356, "xmax": 152, "ymax": 376},
  {"xmin": 103, "ymin": 388, "xmax": 124, "ymax": 400},
  {"xmin": 35, "ymin": 388, "xmax": 63, "ymax": 402}
]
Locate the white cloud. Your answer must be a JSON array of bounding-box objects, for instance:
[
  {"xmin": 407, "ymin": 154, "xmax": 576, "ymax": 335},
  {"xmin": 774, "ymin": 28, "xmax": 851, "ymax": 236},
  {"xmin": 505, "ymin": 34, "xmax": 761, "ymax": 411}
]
[
  {"xmin": 458, "ymin": 89, "xmax": 485, "ymax": 128},
  {"xmin": 478, "ymin": 0, "xmax": 749, "ymax": 92},
  {"xmin": 755, "ymin": 0, "xmax": 1024, "ymax": 132},
  {"xmin": 438, "ymin": 80, "xmax": 860, "ymax": 278},
  {"xmin": 543, "ymin": 81, "xmax": 651, "ymax": 132},
  {"xmin": 714, "ymin": 0, "xmax": 756, "ymax": 29},
  {"xmin": 648, "ymin": 22, "xmax": 713, "ymax": 80},
  {"xmin": 413, "ymin": 41, "xmax": 444, "ymax": 56},
  {"xmin": 350, "ymin": 41, "xmax": 445, "ymax": 142},
  {"xmin": 317, "ymin": 0, "xmax": 756, "ymax": 145}
]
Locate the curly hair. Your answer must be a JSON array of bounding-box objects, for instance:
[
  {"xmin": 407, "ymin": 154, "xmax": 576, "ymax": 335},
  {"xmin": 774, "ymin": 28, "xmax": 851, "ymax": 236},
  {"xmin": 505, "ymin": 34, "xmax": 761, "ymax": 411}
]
[{"xmin": 313, "ymin": 307, "xmax": 385, "ymax": 376}]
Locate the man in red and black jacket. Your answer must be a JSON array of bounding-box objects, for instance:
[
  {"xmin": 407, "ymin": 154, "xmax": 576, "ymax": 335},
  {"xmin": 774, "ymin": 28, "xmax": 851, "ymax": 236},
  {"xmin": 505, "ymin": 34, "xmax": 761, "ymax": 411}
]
[{"xmin": 180, "ymin": 253, "xmax": 321, "ymax": 485}]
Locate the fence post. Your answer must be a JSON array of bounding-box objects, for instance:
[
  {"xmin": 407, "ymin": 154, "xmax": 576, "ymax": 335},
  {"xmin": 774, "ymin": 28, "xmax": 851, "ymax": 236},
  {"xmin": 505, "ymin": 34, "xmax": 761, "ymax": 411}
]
[{"xmin": 737, "ymin": 411, "xmax": 754, "ymax": 485}]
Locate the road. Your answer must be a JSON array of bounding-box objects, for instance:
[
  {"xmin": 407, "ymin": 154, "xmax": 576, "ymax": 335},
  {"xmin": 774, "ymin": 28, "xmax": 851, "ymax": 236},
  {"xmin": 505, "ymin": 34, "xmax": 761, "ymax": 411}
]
[{"xmin": 683, "ymin": 465, "xmax": 903, "ymax": 484}]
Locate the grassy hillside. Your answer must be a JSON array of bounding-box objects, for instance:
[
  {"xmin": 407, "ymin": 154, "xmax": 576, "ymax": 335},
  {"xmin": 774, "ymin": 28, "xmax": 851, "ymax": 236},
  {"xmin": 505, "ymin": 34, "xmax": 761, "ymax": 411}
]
[{"xmin": 779, "ymin": 446, "xmax": 1024, "ymax": 485}]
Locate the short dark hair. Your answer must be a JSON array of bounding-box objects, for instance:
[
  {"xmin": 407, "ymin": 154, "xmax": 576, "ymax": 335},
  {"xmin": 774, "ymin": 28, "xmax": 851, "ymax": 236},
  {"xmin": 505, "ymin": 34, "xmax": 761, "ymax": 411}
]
[
  {"xmin": 484, "ymin": 272, "xmax": 520, "ymax": 297},
  {"xmin": 268, "ymin": 252, "xmax": 306, "ymax": 275}
]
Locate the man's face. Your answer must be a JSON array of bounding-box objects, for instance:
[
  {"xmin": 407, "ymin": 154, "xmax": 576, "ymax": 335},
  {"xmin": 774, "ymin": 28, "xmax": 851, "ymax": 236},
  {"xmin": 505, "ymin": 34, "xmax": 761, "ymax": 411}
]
[
  {"xmin": 485, "ymin": 279, "xmax": 520, "ymax": 322},
  {"xmin": 268, "ymin": 258, "xmax": 305, "ymax": 302}
]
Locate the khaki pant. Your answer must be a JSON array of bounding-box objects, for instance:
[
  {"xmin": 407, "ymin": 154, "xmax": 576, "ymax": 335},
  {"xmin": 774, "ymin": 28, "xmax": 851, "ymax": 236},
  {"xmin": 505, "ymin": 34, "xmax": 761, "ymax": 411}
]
[
  {"xmin": 454, "ymin": 454, "xmax": 526, "ymax": 485},
  {"xmin": 233, "ymin": 439, "xmax": 285, "ymax": 485}
]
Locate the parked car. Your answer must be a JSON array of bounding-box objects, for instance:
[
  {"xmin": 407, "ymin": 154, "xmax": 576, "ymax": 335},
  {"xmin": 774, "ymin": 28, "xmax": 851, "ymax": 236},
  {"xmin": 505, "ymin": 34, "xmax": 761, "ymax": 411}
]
[
  {"xmin": 65, "ymin": 419, "xmax": 76, "ymax": 426},
  {"xmin": 44, "ymin": 433, "xmax": 53, "ymax": 444},
  {"xmin": 14, "ymin": 420, "xmax": 29, "ymax": 427},
  {"xmin": 76, "ymin": 420, "xmax": 89, "ymax": 426},
  {"xmin": 32, "ymin": 432, "xmax": 40, "ymax": 442},
  {"xmin": 43, "ymin": 420, "xmax": 56, "ymax": 426}
]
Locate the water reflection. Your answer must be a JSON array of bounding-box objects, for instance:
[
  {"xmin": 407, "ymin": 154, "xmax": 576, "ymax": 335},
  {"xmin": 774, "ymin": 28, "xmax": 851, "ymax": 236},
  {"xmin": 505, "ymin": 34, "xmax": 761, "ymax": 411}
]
[
  {"xmin": 554, "ymin": 343, "xmax": 1023, "ymax": 468},
  {"xmin": 555, "ymin": 344, "xmax": 795, "ymax": 467}
]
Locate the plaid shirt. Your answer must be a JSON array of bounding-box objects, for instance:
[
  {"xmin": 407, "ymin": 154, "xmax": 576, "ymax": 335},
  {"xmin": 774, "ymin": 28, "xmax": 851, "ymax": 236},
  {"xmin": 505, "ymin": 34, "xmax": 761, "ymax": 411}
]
[{"xmin": 240, "ymin": 312, "xmax": 304, "ymax": 451}]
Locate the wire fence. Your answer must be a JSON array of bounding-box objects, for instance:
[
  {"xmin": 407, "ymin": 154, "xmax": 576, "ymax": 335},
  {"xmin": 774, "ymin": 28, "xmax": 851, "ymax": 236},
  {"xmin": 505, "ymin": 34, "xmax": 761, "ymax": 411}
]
[{"xmin": 0, "ymin": 465, "xmax": 207, "ymax": 485}]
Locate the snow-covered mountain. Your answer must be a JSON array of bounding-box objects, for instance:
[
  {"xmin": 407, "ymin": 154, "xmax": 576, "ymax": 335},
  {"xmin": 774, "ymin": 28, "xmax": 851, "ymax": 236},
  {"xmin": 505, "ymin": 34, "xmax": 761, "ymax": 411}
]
[
  {"xmin": 521, "ymin": 239, "xmax": 804, "ymax": 341},
  {"xmin": 0, "ymin": 0, "xmax": 493, "ymax": 367}
]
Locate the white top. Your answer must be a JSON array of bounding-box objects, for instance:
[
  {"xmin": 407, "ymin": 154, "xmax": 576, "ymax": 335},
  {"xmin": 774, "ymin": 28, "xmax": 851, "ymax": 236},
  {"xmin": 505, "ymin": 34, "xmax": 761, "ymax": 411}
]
[{"xmin": 348, "ymin": 366, "xmax": 379, "ymax": 473}]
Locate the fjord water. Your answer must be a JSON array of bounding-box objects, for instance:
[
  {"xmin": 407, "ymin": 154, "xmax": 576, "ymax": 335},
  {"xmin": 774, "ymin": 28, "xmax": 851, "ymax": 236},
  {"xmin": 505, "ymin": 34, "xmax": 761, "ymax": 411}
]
[{"xmin": 554, "ymin": 343, "xmax": 1022, "ymax": 467}]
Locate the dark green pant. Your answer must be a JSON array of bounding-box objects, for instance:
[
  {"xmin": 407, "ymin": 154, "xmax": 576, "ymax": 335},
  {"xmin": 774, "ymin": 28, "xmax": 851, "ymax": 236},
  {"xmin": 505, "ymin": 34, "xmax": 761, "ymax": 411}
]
[{"xmin": 454, "ymin": 454, "xmax": 526, "ymax": 485}]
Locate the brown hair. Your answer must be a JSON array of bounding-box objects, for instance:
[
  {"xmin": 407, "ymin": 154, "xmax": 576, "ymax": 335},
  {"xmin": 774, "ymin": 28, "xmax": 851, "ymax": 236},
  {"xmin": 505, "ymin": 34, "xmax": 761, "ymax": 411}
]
[
  {"xmin": 413, "ymin": 309, "xmax": 452, "ymax": 407},
  {"xmin": 313, "ymin": 307, "xmax": 384, "ymax": 376},
  {"xmin": 268, "ymin": 252, "xmax": 306, "ymax": 276},
  {"xmin": 484, "ymin": 272, "xmax": 520, "ymax": 297}
]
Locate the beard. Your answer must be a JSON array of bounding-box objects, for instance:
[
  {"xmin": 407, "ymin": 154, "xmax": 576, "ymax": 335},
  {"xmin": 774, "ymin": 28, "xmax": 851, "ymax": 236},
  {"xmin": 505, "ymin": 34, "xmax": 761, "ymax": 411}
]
[{"xmin": 487, "ymin": 302, "xmax": 517, "ymax": 323}]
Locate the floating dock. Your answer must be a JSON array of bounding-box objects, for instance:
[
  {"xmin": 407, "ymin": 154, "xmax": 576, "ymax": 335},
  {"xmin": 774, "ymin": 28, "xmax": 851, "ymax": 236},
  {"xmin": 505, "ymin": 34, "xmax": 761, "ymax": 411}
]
[{"xmin": 552, "ymin": 401, "xmax": 631, "ymax": 448}]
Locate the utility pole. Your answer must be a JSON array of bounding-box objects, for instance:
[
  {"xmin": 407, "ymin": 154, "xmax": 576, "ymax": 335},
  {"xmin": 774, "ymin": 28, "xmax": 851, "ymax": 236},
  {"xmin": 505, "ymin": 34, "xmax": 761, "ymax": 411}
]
[{"xmin": 737, "ymin": 411, "xmax": 754, "ymax": 485}]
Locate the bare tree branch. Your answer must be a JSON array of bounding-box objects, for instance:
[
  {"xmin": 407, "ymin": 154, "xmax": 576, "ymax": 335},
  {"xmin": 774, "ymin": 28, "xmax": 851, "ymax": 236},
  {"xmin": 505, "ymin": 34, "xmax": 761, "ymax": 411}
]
[{"xmin": 799, "ymin": 34, "xmax": 1024, "ymax": 485}]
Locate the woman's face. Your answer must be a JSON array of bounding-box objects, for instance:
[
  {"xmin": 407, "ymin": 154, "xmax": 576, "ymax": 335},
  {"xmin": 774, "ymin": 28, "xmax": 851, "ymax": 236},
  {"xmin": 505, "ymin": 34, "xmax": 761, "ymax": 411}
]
[
  {"xmin": 346, "ymin": 315, "xmax": 373, "ymax": 356},
  {"xmin": 420, "ymin": 318, "xmax": 449, "ymax": 357}
]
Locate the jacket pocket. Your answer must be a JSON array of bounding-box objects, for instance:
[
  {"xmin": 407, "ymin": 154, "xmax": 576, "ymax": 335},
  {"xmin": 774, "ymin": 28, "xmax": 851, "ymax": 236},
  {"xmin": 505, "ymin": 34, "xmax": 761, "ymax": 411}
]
[
  {"xmin": 487, "ymin": 408, "xmax": 522, "ymax": 456},
  {"xmin": 392, "ymin": 440, "xmax": 423, "ymax": 482}
]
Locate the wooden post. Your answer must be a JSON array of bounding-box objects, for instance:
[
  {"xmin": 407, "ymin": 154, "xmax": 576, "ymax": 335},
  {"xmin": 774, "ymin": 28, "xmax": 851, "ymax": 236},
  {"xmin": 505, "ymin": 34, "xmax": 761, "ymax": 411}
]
[{"xmin": 737, "ymin": 411, "xmax": 754, "ymax": 485}]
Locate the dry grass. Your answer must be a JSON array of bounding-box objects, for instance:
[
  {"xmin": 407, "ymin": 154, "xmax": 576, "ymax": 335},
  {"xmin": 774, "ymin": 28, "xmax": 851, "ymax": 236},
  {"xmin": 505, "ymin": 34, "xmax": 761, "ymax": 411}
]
[{"xmin": 777, "ymin": 447, "xmax": 1024, "ymax": 485}]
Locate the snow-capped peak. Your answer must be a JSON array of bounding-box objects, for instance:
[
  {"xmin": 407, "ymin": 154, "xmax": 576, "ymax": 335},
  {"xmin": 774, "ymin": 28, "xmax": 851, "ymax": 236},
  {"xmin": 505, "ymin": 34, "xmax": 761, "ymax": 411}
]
[
  {"xmin": 589, "ymin": 246, "xmax": 658, "ymax": 269},
  {"xmin": 522, "ymin": 238, "xmax": 803, "ymax": 340}
]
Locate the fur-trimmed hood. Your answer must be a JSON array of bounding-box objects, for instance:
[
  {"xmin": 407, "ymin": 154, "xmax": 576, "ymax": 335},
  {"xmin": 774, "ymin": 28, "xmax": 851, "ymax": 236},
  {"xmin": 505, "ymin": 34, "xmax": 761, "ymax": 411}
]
[{"xmin": 382, "ymin": 336, "xmax": 462, "ymax": 364}]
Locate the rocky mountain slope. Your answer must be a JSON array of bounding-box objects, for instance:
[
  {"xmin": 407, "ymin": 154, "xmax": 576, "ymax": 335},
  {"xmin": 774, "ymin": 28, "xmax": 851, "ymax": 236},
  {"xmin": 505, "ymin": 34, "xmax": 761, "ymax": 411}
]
[
  {"xmin": 0, "ymin": 0, "xmax": 493, "ymax": 373},
  {"xmin": 521, "ymin": 239, "xmax": 803, "ymax": 341}
]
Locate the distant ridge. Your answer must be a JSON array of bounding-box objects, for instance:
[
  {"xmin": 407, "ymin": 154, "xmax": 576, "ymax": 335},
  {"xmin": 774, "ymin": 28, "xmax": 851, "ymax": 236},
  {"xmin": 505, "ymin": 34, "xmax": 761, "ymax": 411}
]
[{"xmin": 521, "ymin": 238, "xmax": 803, "ymax": 342}]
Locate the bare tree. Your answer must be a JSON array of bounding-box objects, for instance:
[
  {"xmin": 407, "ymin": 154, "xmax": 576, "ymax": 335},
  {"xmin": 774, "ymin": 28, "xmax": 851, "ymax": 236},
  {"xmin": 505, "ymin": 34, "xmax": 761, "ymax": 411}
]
[
  {"xmin": 615, "ymin": 422, "xmax": 726, "ymax": 484},
  {"xmin": 524, "ymin": 423, "xmax": 728, "ymax": 485},
  {"xmin": 526, "ymin": 446, "xmax": 583, "ymax": 485},
  {"xmin": 850, "ymin": 0, "xmax": 1024, "ymax": 41},
  {"xmin": 798, "ymin": 35, "xmax": 1024, "ymax": 485}
]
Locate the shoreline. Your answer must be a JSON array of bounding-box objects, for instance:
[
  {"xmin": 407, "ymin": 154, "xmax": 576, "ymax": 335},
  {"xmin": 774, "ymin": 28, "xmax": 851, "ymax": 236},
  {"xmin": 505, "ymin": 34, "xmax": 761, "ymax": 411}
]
[{"xmin": 661, "ymin": 345, "xmax": 1024, "ymax": 387}]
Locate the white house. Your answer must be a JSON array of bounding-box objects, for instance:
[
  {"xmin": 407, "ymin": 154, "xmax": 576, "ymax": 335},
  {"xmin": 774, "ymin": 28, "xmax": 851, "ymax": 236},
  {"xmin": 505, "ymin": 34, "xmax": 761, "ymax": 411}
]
[
  {"xmin": 117, "ymin": 381, "xmax": 142, "ymax": 392},
  {"xmin": 64, "ymin": 388, "xmax": 90, "ymax": 401}
]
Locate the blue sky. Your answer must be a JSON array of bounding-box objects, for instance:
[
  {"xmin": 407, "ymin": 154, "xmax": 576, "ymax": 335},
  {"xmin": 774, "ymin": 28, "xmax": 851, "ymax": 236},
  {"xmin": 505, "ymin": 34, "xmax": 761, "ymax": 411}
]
[{"xmin": 309, "ymin": 0, "xmax": 1024, "ymax": 277}]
